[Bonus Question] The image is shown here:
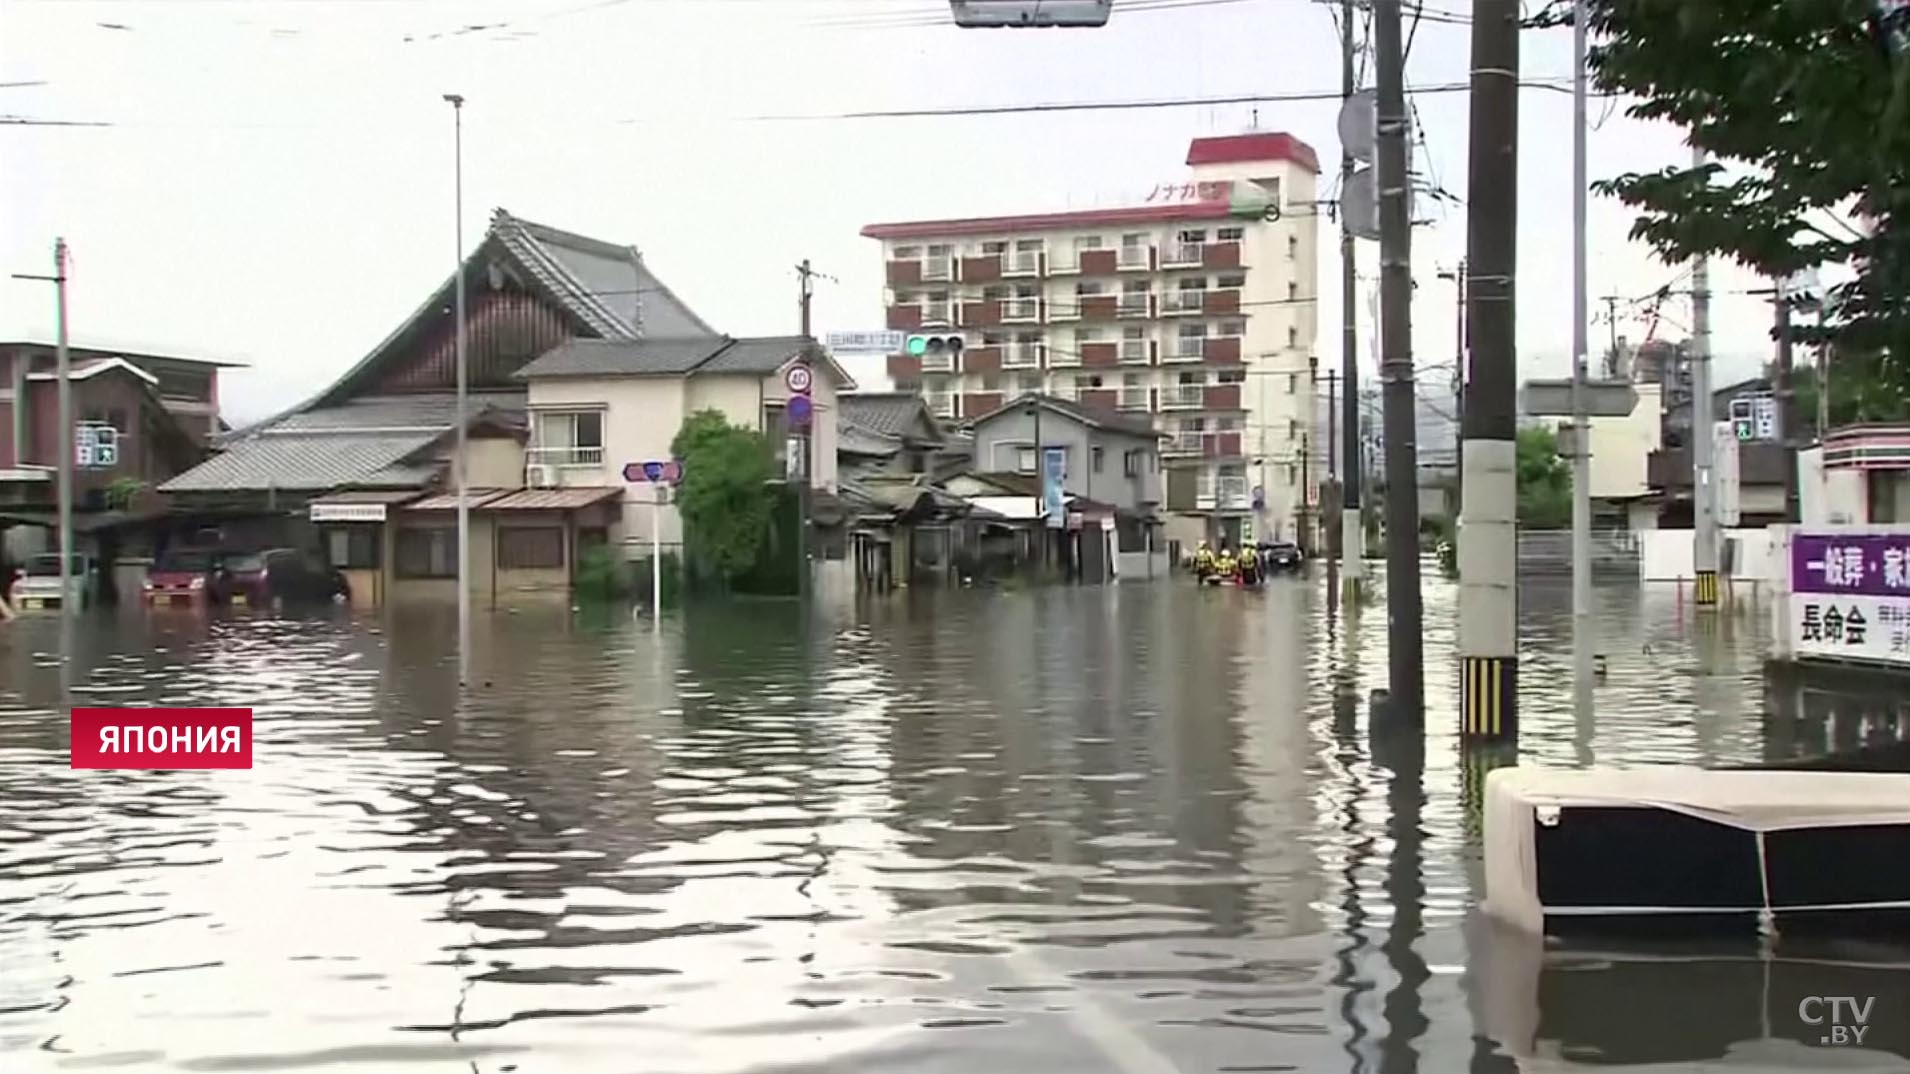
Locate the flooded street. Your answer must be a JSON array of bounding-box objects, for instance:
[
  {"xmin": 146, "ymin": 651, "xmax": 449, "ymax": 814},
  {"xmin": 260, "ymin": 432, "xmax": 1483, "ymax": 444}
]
[{"xmin": 3, "ymin": 578, "xmax": 1908, "ymax": 1073}]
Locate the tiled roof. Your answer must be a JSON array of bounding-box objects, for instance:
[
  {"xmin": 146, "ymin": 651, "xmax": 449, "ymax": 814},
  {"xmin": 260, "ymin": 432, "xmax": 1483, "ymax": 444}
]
[
  {"xmin": 841, "ymin": 392, "xmax": 937, "ymax": 439},
  {"xmin": 839, "ymin": 426, "xmax": 900, "ymax": 457},
  {"xmin": 484, "ymin": 486, "xmax": 622, "ymax": 511},
  {"xmin": 494, "ymin": 212, "xmax": 717, "ymax": 340},
  {"xmin": 161, "ymin": 393, "xmax": 522, "ymax": 494},
  {"xmin": 695, "ymin": 336, "xmax": 809, "ymax": 375},
  {"xmin": 968, "ymin": 392, "xmax": 1161, "ymax": 439},
  {"xmin": 516, "ymin": 338, "xmax": 726, "ymax": 378}
]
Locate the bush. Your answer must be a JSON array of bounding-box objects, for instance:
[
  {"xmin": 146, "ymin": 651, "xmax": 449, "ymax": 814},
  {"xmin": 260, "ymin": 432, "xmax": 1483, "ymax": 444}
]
[{"xmin": 574, "ymin": 544, "xmax": 681, "ymax": 606}]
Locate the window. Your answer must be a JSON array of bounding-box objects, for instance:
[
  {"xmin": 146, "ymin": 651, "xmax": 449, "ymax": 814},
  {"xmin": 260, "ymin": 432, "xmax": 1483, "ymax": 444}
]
[
  {"xmin": 1074, "ymin": 326, "xmax": 1108, "ymax": 348},
  {"xmin": 1178, "ymin": 277, "xmax": 1208, "ymax": 291},
  {"xmin": 894, "ymin": 245, "xmax": 921, "ymax": 259},
  {"xmin": 927, "ymin": 243, "xmax": 952, "ymax": 257},
  {"xmin": 1017, "ymin": 446, "xmax": 1037, "ymax": 473},
  {"xmin": 1289, "ymin": 418, "xmax": 1301, "ymax": 439},
  {"xmin": 395, "ymin": 527, "xmax": 456, "ymax": 578},
  {"xmin": 1121, "ymin": 232, "xmax": 1147, "ymax": 248},
  {"xmin": 1125, "ymin": 449, "xmax": 1142, "ymax": 477},
  {"xmin": 1288, "ymin": 373, "xmax": 1299, "ymax": 393},
  {"xmin": 327, "ymin": 527, "xmax": 380, "ymax": 569},
  {"xmin": 982, "ymin": 331, "xmax": 1007, "ymax": 347},
  {"xmin": 498, "ymin": 526, "xmax": 565, "ymax": 570},
  {"xmin": 1288, "ymin": 281, "xmax": 1299, "ymax": 300},
  {"xmin": 981, "ymin": 374, "xmax": 1002, "ymax": 391},
  {"xmin": 1122, "ymin": 324, "xmax": 1146, "ymax": 341},
  {"xmin": 982, "ymin": 285, "xmax": 1008, "ymax": 301},
  {"xmin": 1123, "ymin": 372, "xmax": 1144, "ymax": 389},
  {"xmin": 1218, "ymin": 319, "xmax": 1246, "ymax": 337},
  {"xmin": 1018, "ymin": 374, "xmax": 1043, "ymax": 394},
  {"xmin": 982, "ymin": 240, "xmax": 1007, "ymax": 255},
  {"xmin": 1288, "ymin": 326, "xmax": 1300, "ymax": 348},
  {"xmin": 533, "ymin": 410, "xmax": 605, "ymax": 466},
  {"xmin": 1178, "ymin": 228, "xmax": 1207, "ymax": 244},
  {"xmin": 1287, "ymin": 235, "xmax": 1299, "ymax": 261},
  {"xmin": 1093, "ymin": 446, "xmax": 1105, "ymax": 472},
  {"xmin": 1216, "ymin": 273, "xmax": 1245, "ymax": 289},
  {"xmin": 1015, "ymin": 331, "xmax": 1043, "ymax": 346},
  {"xmin": 1074, "ymin": 235, "xmax": 1104, "ymax": 253},
  {"xmin": 1216, "ymin": 418, "xmax": 1242, "ymax": 432},
  {"xmin": 1122, "ymin": 279, "xmax": 1149, "ymax": 294},
  {"xmin": 1217, "ymin": 226, "xmax": 1246, "ymax": 242},
  {"xmin": 1217, "ymin": 368, "xmax": 1246, "ymax": 384},
  {"xmin": 1075, "ymin": 280, "xmax": 1107, "ymax": 296}
]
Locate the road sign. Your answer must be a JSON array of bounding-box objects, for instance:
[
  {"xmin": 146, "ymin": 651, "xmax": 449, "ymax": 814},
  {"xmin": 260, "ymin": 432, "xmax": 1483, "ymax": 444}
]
[
  {"xmin": 824, "ymin": 330, "xmax": 905, "ymax": 353},
  {"xmin": 623, "ymin": 460, "xmax": 685, "ymax": 484},
  {"xmin": 785, "ymin": 363, "xmax": 813, "ymax": 395},
  {"xmin": 1520, "ymin": 379, "xmax": 1640, "ymax": 418},
  {"xmin": 75, "ymin": 423, "xmax": 118, "ymax": 469},
  {"xmin": 788, "ymin": 393, "xmax": 814, "ymax": 427}
]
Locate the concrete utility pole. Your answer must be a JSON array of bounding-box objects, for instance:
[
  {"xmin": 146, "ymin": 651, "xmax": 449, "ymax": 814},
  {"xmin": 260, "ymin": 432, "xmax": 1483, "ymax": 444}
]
[
  {"xmin": 1374, "ymin": 0, "xmax": 1423, "ymax": 717},
  {"xmin": 1339, "ymin": 0, "xmax": 1364, "ymax": 598},
  {"xmin": 1690, "ymin": 144, "xmax": 1719, "ymax": 609},
  {"xmin": 445, "ymin": 93, "xmax": 471, "ymax": 686},
  {"xmin": 1772, "ymin": 278, "xmax": 1799, "ymax": 521},
  {"xmin": 1440, "ymin": 261, "xmax": 1466, "ymax": 508},
  {"xmin": 1458, "ymin": 0, "xmax": 1520, "ymax": 743},
  {"xmin": 1569, "ymin": 0, "xmax": 1594, "ymax": 691},
  {"xmin": 794, "ymin": 259, "xmax": 820, "ymax": 601},
  {"xmin": 11, "ymin": 240, "xmax": 75, "ymax": 661}
]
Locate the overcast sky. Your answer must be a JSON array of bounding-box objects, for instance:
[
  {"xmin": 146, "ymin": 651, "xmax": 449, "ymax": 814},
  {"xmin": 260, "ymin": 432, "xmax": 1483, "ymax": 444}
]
[{"xmin": 3, "ymin": 0, "xmax": 1781, "ymax": 425}]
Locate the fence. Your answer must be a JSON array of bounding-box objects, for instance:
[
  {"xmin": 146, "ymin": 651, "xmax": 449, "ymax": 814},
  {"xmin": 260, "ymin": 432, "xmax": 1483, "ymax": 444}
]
[{"xmin": 1515, "ymin": 528, "xmax": 1641, "ymax": 577}]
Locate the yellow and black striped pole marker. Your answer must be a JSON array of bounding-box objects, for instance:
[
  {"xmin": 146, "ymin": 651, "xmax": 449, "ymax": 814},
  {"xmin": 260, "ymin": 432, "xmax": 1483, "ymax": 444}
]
[
  {"xmin": 1460, "ymin": 655, "xmax": 1518, "ymax": 742},
  {"xmin": 1694, "ymin": 569, "xmax": 1719, "ymax": 607},
  {"xmin": 1460, "ymin": 742, "xmax": 1519, "ymax": 842}
]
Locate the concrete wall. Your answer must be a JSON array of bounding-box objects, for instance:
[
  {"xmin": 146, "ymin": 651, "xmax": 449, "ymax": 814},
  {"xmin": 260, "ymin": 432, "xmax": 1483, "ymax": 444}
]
[
  {"xmin": 969, "ymin": 408, "xmax": 1160, "ymax": 511},
  {"xmin": 1588, "ymin": 383, "xmax": 1661, "ymax": 500},
  {"xmin": 465, "ymin": 436, "xmax": 526, "ymax": 488},
  {"xmin": 1640, "ymin": 527, "xmax": 1783, "ymax": 582},
  {"xmin": 531, "ymin": 377, "xmax": 687, "ymax": 549}
]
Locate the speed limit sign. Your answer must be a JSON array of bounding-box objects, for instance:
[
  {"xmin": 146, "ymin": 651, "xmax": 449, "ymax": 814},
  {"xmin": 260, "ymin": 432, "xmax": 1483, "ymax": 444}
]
[{"xmin": 784, "ymin": 363, "xmax": 813, "ymax": 395}]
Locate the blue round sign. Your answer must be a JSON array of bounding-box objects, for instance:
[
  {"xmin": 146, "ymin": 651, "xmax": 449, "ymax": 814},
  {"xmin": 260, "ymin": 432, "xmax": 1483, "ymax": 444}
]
[
  {"xmin": 643, "ymin": 460, "xmax": 664, "ymax": 483},
  {"xmin": 788, "ymin": 393, "xmax": 814, "ymax": 427}
]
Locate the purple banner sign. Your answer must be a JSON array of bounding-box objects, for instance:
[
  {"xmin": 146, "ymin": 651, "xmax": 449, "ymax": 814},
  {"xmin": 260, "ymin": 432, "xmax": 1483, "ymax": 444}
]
[{"xmin": 1792, "ymin": 532, "xmax": 1910, "ymax": 596}]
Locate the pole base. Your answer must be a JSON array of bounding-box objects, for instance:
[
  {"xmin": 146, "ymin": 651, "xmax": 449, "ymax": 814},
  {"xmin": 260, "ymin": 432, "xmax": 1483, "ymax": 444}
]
[
  {"xmin": 1460, "ymin": 655, "xmax": 1519, "ymax": 742},
  {"xmin": 1694, "ymin": 569, "xmax": 1720, "ymax": 608},
  {"xmin": 1341, "ymin": 573, "xmax": 1364, "ymax": 603}
]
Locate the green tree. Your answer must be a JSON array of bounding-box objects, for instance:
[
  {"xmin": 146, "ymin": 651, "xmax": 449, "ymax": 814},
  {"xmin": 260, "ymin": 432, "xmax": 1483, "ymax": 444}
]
[
  {"xmin": 1587, "ymin": 0, "xmax": 1910, "ymax": 376},
  {"xmin": 670, "ymin": 409, "xmax": 774, "ymax": 584},
  {"xmin": 1517, "ymin": 427, "xmax": 1573, "ymax": 529}
]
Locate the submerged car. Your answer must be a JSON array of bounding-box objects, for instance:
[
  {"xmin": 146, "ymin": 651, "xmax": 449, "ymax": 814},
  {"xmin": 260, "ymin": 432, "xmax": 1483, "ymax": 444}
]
[
  {"xmin": 216, "ymin": 548, "xmax": 349, "ymax": 607},
  {"xmin": 10, "ymin": 553, "xmax": 97, "ymax": 610},
  {"xmin": 145, "ymin": 548, "xmax": 218, "ymax": 606},
  {"xmin": 1261, "ymin": 541, "xmax": 1304, "ymax": 575}
]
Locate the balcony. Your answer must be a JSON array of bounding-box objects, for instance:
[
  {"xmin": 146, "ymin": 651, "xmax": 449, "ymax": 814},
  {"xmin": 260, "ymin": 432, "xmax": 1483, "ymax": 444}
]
[
  {"xmin": 1198, "ymin": 475, "xmax": 1250, "ymax": 511},
  {"xmin": 1164, "ymin": 241, "xmax": 1204, "ymax": 267},
  {"xmin": 1166, "ymin": 337, "xmax": 1208, "ymax": 363},
  {"xmin": 1202, "ymin": 242, "xmax": 1243, "ymax": 270},
  {"xmin": 527, "ymin": 445, "xmax": 604, "ymax": 468},
  {"xmin": 1162, "ymin": 383, "xmax": 1206, "ymax": 410},
  {"xmin": 1079, "ymin": 249, "xmax": 1118, "ymax": 276},
  {"xmin": 1205, "ymin": 382, "xmax": 1242, "ymax": 410},
  {"xmin": 1079, "ymin": 388, "xmax": 1119, "ymax": 412},
  {"xmin": 886, "ymin": 353, "xmax": 922, "ymax": 380},
  {"xmin": 959, "ymin": 300, "xmax": 1003, "ymax": 328},
  {"xmin": 1204, "ymin": 336, "xmax": 1244, "ymax": 364},
  {"xmin": 1078, "ymin": 295, "xmax": 1118, "ymax": 322},
  {"xmin": 1003, "ymin": 297, "xmax": 1041, "ymax": 323},
  {"xmin": 1079, "ymin": 342, "xmax": 1119, "ymax": 368},
  {"xmin": 964, "ymin": 347, "xmax": 1002, "ymax": 374},
  {"xmin": 926, "ymin": 393, "xmax": 956, "ymax": 419},
  {"xmin": 886, "ymin": 305, "xmax": 924, "ymax": 331},
  {"xmin": 1203, "ymin": 289, "xmax": 1241, "ymax": 316},
  {"xmin": 886, "ymin": 260, "xmax": 922, "ymax": 286},
  {"xmin": 1118, "ymin": 338, "xmax": 1151, "ymax": 364},
  {"xmin": 1005, "ymin": 249, "xmax": 1042, "ymax": 277},
  {"xmin": 1118, "ymin": 245, "xmax": 1152, "ymax": 270},
  {"xmin": 1165, "ymin": 431, "xmax": 1205, "ymax": 456},
  {"xmin": 960, "ymin": 255, "xmax": 1002, "ymax": 283},
  {"xmin": 962, "ymin": 393, "xmax": 1004, "ymax": 419},
  {"xmin": 921, "ymin": 351, "xmax": 956, "ymax": 373},
  {"xmin": 1163, "ymin": 290, "xmax": 1205, "ymax": 315},
  {"xmin": 1117, "ymin": 388, "xmax": 1151, "ymax": 411},
  {"xmin": 1118, "ymin": 292, "xmax": 1150, "ymax": 318},
  {"xmin": 1048, "ymin": 382, "xmax": 1078, "ymax": 402},
  {"xmin": 921, "ymin": 301, "xmax": 953, "ymax": 326},
  {"xmin": 1002, "ymin": 343, "xmax": 1044, "ymax": 369},
  {"xmin": 1048, "ymin": 347, "xmax": 1081, "ymax": 368},
  {"xmin": 922, "ymin": 254, "xmax": 953, "ymax": 281}
]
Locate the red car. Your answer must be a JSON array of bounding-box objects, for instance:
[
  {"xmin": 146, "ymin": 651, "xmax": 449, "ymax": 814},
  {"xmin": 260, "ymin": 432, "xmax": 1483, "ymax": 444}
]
[
  {"xmin": 214, "ymin": 548, "xmax": 349, "ymax": 608},
  {"xmin": 144, "ymin": 549, "xmax": 218, "ymax": 606}
]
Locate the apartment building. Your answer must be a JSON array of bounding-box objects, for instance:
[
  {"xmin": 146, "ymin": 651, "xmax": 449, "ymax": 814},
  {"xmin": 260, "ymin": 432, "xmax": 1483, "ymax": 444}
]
[{"xmin": 862, "ymin": 132, "xmax": 1321, "ymax": 550}]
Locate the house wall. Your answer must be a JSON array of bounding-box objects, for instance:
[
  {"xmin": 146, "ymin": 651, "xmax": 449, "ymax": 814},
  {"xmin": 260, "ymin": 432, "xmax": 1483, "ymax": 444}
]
[
  {"xmin": 492, "ymin": 510, "xmax": 576, "ymax": 605},
  {"xmin": 1589, "ymin": 383, "xmax": 1661, "ymax": 501},
  {"xmin": 465, "ymin": 437, "xmax": 526, "ymax": 488},
  {"xmin": 762, "ymin": 364, "xmax": 842, "ymax": 492},
  {"xmin": 389, "ymin": 514, "xmax": 500, "ymax": 606},
  {"xmin": 530, "ymin": 376, "xmax": 689, "ymax": 550},
  {"xmin": 969, "ymin": 409, "xmax": 1161, "ymax": 512}
]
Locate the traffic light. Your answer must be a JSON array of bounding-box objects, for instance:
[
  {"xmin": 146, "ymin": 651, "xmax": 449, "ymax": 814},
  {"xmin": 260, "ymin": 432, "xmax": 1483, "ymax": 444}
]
[
  {"xmin": 1729, "ymin": 397, "xmax": 1755, "ymax": 442},
  {"xmin": 906, "ymin": 333, "xmax": 966, "ymax": 360}
]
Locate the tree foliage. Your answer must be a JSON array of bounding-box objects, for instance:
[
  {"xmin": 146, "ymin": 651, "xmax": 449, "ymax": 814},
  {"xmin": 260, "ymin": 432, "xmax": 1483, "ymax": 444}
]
[
  {"xmin": 1517, "ymin": 427, "xmax": 1573, "ymax": 529},
  {"xmin": 1587, "ymin": 0, "xmax": 1910, "ymax": 365},
  {"xmin": 669, "ymin": 409, "xmax": 774, "ymax": 584}
]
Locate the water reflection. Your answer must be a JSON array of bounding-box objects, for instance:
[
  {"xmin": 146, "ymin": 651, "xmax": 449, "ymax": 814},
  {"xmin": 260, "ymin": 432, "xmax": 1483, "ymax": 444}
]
[{"xmin": 0, "ymin": 579, "xmax": 1904, "ymax": 1072}]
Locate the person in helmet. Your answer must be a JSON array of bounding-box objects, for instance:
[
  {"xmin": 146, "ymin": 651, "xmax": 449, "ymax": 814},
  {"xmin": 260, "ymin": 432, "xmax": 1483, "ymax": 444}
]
[
  {"xmin": 1193, "ymin": 540, "xmax": 1215, "ymax": 582},
  {"xmin": 1213, "ymin": 543, "xmax": 1236, "ymax": 583}
]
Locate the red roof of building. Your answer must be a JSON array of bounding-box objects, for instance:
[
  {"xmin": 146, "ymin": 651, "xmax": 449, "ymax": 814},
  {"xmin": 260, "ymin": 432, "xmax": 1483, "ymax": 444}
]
[
  {"xmin": 862, "ymin": 133, "xmax": 1318, "ymax": 240},
  {"xmin": 1185, "ymin": 132, "xmax": 1321, "ymax": 174}
]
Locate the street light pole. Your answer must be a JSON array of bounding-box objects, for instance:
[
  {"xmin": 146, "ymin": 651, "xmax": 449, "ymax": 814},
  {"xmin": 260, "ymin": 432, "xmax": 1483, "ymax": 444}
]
[{"xmin": 445, "ymin": 93, "xmax": 470, "ymax": 686}]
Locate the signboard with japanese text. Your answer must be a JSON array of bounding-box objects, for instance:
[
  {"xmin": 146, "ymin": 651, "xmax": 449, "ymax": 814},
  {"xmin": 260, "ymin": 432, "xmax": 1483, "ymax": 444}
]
[
  {"xmin": 1790, "ymin": 532, "xmax": 1910, "ymax": 666},
  {"xmin": 1042, "ymin": 447, "xmax": 1066, "ymax": 530}
]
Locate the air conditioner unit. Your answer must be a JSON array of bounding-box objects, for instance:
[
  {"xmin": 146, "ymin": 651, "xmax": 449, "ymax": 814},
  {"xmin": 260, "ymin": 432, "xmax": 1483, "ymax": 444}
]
[{"xmin": 526, "ymin": 464, "xmax": 558, "ymax": 489}]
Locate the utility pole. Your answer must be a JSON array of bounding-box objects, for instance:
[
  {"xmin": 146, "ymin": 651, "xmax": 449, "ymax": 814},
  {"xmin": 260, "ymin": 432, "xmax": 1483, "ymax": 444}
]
[
  {"xmin": 445, "ymin": 93, "xmax": 471, "ymax": 687},
  {"xmin": 11, "ymin": 240, "xmax": 75, "ymax": 665},
  {"xmin": 1691, "ymin": 144, "xmax": 1719, "ymax": 610},
  {"xmin": 1339, "ymin": 0, "xmax": 1363, "ymax": 598},
  {"xmin": 1458, "ymin": 0, "xmax": 1520, "ymax": 743},
  {"xmin": 1772, "ymin": 278, "xmax": 1799, "ymax": 522},
  {"xmin": 1374, "ymin": 0, "xmax": 1423, "ymax": 718},
  {"xmin": 1325, "ymin": 369, "xmax": 1340, "ymax": 559},
  {"xmin": 1569, "ymin": 0, "xmax": 1594, "ymax": 692},
  {"xmin": 1602, "ymin": 295, "xmax": 1621, "ymax": 377},
  {"xmin": 794, "ymin": 259, "xmax": 819, "ymax": 601},
  {"xmin": 1440, "ymin": 262, "xmax": 1466, "ymax": 508}
]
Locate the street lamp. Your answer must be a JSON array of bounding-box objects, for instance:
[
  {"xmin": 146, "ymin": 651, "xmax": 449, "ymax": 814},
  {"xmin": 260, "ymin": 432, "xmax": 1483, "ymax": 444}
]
[{"xmin": 445, "ymin": 93, "xmax": 470, "ymax": 687}]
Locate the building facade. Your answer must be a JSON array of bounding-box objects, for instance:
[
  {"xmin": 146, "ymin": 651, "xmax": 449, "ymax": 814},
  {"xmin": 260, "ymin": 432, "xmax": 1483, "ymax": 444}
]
[{"xmin": 862, "ymin": 132, "xmax": 1321, "ymax": 552}]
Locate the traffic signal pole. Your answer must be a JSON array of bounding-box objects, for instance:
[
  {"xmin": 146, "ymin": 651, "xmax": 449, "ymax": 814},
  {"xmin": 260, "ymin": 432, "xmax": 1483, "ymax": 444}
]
[
  {"xmin": 1691, "ymin": 146, "xmax": 1720, "ymax": 609},
  {"xmin": 1338, "ymin": 0, "xmax": 1364, "ymax": 600}
]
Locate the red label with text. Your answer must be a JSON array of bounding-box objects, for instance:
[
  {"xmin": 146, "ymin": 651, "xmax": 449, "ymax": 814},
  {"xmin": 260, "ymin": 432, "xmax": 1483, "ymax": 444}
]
[{"xmin": 70, "ymin": 708, "xmax": 254, "ymax": 770}]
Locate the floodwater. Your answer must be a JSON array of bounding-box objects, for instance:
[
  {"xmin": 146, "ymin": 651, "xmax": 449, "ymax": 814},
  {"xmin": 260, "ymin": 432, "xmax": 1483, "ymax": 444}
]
[{"xmin": 2, "ymin": 575, "xmax": 1908, "ymax": 1074}]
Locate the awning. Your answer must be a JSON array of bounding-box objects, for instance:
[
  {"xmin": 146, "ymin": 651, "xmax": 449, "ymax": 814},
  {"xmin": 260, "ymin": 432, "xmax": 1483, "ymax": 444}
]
[
  {"xmin": 308, "ymin": 488, "xmax": 424, "ymax": 523},
  {"xmin": 405, "ymin": 488, "xmax": 509, "ymax": 511},
  {"xmin": 481, "ymin": 487, "xmax": 622, "ymax": 511}
]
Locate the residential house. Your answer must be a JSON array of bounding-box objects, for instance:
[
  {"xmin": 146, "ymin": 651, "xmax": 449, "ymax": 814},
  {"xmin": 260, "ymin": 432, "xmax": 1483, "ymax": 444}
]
[
  {"xmin": 160, "ymin": 208, "xmax": 833, "ymax": 606},
  {"xmin": 512, "ymin": 334, "xmax": 852, "ymax": 557},
  {"xmin": 1648, "ymin": 376, "xmax": 1787, "ymax": 528},
  {"xmin": 838, "ymin": 392, "xmax": 946, "ymax": 480},
  {"xmin": 1810, "ymin": 424, "xmax": 1910, "ymax": 524},
  {"xmin": 1, "ymin": 345, "xmax": 231, "ymax": 577},
  {"xmin": 963, "ymin": 393, "xmax": 1164, "ymax": 580}
]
